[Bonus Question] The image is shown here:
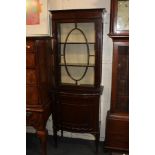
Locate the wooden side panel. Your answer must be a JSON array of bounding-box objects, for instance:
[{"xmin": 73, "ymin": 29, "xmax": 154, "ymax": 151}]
[
  {"xmin": 26, "ymin": 53, "xmax": 36, "ymax": 68},
  {"xmin": 26, "ymin": 69, "xmax": 37, "ymax": 85},
  {"xmin": 26, "ymin": 37, "xmax": 53, "ymax": 106},
  {"xmin": 104, "ymin": 113, "xmax": 129, "ymax": 151},
  {"xmin": 26, "ymin": 40, "xmax": 35, "ymax": 53},
  {"xmin": 26, "ymin": 86, "xmax": 39, "ymax": 105}
]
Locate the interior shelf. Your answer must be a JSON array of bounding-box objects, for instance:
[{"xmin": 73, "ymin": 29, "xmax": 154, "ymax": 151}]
[
  {"xmin": 59, "ymin": 63, "xmax": 95, "ymax": 67},
  {"xmin": 60, "ymin": 54, "xmax": 95, "ymax": 56},
  {"xmin": 59, "ymin": 42, "xmax": 95, "ymax": 44}
]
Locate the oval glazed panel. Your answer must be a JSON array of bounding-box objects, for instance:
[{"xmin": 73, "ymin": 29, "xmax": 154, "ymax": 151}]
[{"xmin": 63, "ymin": 28, "xmax": 89, "ymax": 82}]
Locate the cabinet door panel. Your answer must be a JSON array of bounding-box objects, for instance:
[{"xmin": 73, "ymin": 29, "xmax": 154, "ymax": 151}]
[
  {"xmin": 57, "ymin": 94, "xmax": 99, "ymax": 132},
  {"xmin": 111, "ymin": 42, "xmax": 129, "ymax": 113},
  {"xmin": 58, "ymin": 22, "xmax": 96, "ymax": 86}
]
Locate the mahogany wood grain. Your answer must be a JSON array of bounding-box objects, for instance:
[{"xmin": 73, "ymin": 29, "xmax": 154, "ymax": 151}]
[{"xmin": 26, "ymin": 37, "xmax": 53, "ymax": 155}]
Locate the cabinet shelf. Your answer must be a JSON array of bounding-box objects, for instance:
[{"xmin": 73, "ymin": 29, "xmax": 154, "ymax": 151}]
[
  {"xmin": 59, "ymin": 42, "xmax": 95, "ymax": 45},
  {"xmin": 60, "ymin": 83, "xmax": 94, "ymax": 87},
  {"xmin": 61, "ymin": 54, "xmax": 95, "ymax": 57},
  {"xmin": 59, "ymin": 63, "xmax": 95, "ymax": 67}
]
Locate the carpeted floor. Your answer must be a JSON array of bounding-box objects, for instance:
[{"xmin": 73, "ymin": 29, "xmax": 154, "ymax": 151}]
[{"xmin": 26, "ymin": 133, "xmax": 110, "ymax": 155}]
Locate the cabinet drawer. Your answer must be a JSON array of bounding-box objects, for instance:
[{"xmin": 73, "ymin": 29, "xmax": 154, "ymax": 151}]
[
  {"xmin": 26, "ymin": 86, "xmax": 39, "ymax": 105},
  {"xmin": 26, "ymin": 40, "xmax": 35, "ymax": 52},
  {"xmin": 26, "ymin": 53, "xmax": 36, "ymax": 68},
  {"xmin": 26, "ymin": 69, "xmax": 37, "ymax": 85}
]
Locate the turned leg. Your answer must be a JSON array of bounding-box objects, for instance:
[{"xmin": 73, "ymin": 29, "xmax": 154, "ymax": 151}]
[{"xmin": 36, "ymin": 130, "xmax": 47, "ymax": 155}]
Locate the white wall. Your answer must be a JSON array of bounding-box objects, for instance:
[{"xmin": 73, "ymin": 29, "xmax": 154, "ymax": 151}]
[
  {"xmin": 48, "ymin": 0, "xmax": 105, "ymax": 10},
  {"xmin": 27, "ymin": 0, "xmax": 113, "ymax": 141}
]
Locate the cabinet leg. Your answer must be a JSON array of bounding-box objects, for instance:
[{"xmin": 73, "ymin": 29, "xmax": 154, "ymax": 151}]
[
  {"xmin": 95, "ymin": 133, "xmax": 99, "ymax": 153},
  {"xmin": 36, "ymin": 130, "xmax": 47, "ymax": 155},
  {"xmin": 61, "ymin": 130, "xmax": 63, "ymax": 138},
  {"xmin": 53, "ymin": 126, "xmax": 58, "ymax": 147}
]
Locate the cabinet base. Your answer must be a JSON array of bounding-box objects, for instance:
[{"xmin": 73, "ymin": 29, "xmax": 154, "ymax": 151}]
[
  {"xmin": 53, "ymin": 91, "xmax": 102, "ymax": 153},
  {"xmin": 104, "ymin": 112, "xmax": 129, "ymax": 152}
]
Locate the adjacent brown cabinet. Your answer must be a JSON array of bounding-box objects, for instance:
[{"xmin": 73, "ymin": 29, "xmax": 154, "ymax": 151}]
[
  {"xmin": 50, "ymin": 9, "xmax": 105, "ymax": 152},
  {"xmin": 26, "ymin": 37, "xmax": 53, "ymax": 155},
  {"xmin": 104, "ymin": 0, "xmax": 129, "ymax": 152}
]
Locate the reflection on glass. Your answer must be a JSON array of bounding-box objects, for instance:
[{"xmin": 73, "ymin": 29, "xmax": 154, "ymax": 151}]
[{"xmin": 116, "ymin": 0, "xmax": 129, "ymax": 31}]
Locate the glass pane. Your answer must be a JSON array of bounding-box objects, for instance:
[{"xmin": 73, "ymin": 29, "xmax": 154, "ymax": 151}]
[
  {"xmin": 116, "ymin": 0, "xmax": 129, "ymax": 31},
  {"xmin": 77, "ymin": 23, "xmax": 95, "ymax": 42},
  {"xmin": 78, "ymin": 67, "xmax": 94, "ymax": 86},
  {"xmin": 58, "ymin": 22, "xmax": 95, "ymax": 86},
  {"xmin": 60, "ymin": 23, "xmax": 95, "ymax": 43},
  {"xmin": 61, "ymin": 66, "xmax": 77, "ymax": 84},
  {"xmin": 60, "ymin": 44, "xmax": 95, "ymax": 65},
  {"xmin": 60, "ymin": 23, "xmax": 75, "ymax": 42},
  {"xmin": 61, "ymin": 66, "xmax": 94, "ymax": 86}
]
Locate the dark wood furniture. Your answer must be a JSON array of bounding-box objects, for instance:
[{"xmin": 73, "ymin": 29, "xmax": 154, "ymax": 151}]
[
  {"xmin": 26, "ymin": 37, "xmax": 53, "ymax": 155},
  {"xmin": 104, "ymin": 0, "xmax": 129, "ymax": 152},
  {"xmin": 50, "ymin": 9, "xmax": 105, "ymax": 152}
]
